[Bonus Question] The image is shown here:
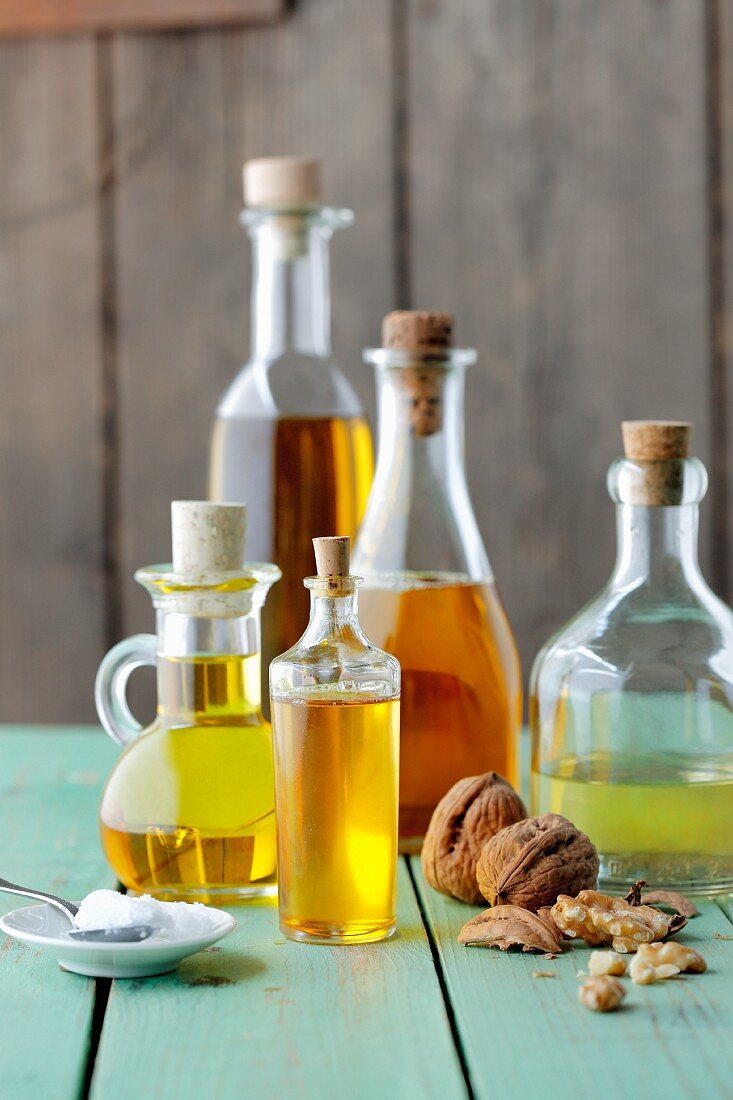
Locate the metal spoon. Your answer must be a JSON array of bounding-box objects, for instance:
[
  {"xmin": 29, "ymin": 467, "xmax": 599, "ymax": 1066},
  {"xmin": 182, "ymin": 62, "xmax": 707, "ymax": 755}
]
[{"xmin": 0, "ymin": 877, "xmax": 155, "ymax": 943}]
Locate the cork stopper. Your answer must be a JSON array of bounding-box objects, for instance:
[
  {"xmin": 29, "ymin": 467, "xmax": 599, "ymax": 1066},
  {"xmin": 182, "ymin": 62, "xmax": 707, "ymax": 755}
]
[
  {"xmin": 622, "ymin": 421, "xmax": 692, "ymax": 461},
  {"xmin": 171, "ymin": 501, "xmax": 247, "ymax": 576},
  {"xmin": 380, "ymin": 311, "xmax": 454, "ymax": 437},
  {"xmin": 382, "ymin": 310, "xmax": 453, "ymax": 353},
  {"xmin": 311, "ymin": 536, "xmax": 357, "ymax": 595},
  {"xmin": 620, "ymin": 421, "xmax": 692, "ymax": 506},
  {"xmin": 243, "ymin": 157, "xmax": 322, "ymax": 209}
]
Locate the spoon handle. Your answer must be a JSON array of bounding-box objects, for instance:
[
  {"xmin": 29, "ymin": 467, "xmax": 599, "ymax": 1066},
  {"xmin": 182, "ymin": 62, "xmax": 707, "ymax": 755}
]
[{"xmin": 0, "ymin": 878, "xmax": 78, "ymax": 922}]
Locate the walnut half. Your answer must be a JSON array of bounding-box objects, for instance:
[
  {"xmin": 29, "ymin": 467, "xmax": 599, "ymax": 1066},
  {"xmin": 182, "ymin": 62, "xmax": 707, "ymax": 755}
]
[
  {"xmin": 422, "ymin": 773, "xmax": 526, "ymax": 904},
  {"xmin": 552, "ymin": 889, "xmax": 688, "ymax": 953},
  {"xmin": 458, "ymin": 904, "xmax": 563, "ymax": 954}
]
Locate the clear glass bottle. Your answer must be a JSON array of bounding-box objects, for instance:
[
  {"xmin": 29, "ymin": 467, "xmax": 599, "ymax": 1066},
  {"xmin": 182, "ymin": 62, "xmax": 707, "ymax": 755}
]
[
  {"xmin": 353, "ymin": 311, "xmax": 521, "ymax": 849},
  {"xmin": 270, "ymin": 536, "xmax": 400, "ymax": 944},
  {"xmin": 95, "ymin": 502, "xmax": 280, "ymax": 903},
  {"xmin": 531, "ymin": 421, "xmax": 733, "ymax": 894},
  {"xmin": 209, "ymin": 158, "xmax": 373, "ymax": 706}
]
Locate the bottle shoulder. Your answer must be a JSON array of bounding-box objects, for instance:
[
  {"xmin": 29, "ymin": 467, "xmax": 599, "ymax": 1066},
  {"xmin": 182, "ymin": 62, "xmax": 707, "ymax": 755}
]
[
  {"xmin": 532, "ymin": 576, "xmax": 733, "ymax": 688},
  {"xmin": 216, "ymin": 355, "xmax": 364, "ymax": 419},
  {"xmin": 270, "ymin": 634, "xmax": 400, "ymax": 700}
]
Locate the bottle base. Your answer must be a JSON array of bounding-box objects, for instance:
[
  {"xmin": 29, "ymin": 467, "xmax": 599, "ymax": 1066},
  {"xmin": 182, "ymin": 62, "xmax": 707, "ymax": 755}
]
[
  {"xmin": 129, "ymin": 882, "xmax": 278, "ymax": 905},
  {"xmin": 279, "ymin": 917, "xmax": 397, "ymax": 945},
  {"xmin": 599, "ymin": 853, "xmax": 733, "ymax": 896}
]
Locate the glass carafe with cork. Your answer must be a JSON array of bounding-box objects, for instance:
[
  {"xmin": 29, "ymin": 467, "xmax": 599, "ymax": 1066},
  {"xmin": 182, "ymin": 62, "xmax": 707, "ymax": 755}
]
[
  {"xmin": 531, "ymin": 421, "xmax": 733, "ymax": 893},
  {"xmin": 270, "ymin": 536, "xmax": 400, "ymax": 944},
  {"xmin": 95, "ymin": 501, "xmax": 280, "ymax": 903},
  {"xmin": 353, "ymin": 311, "xmax": 521, "ymax": 850},
  {"xmin": 209, "ymin": 157, "xmax": 374, "ymax": 706}
]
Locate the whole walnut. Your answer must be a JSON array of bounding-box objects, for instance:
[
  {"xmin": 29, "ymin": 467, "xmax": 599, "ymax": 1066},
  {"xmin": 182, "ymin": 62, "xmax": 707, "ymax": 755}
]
[
  {"xmin": 476, "ymin": 813, "xmax": 599, "ymax": 911},
  {"xmin": 422, "ymin": 773, "xmax": 527, "ymax": 904}
]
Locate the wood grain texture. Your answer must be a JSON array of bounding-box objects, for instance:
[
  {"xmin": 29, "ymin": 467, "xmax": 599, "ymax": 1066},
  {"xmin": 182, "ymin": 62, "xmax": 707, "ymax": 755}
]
[
  {"xmin": 716, "ymin": 0, "xmax": 733, "ymax": 599},
  {"xmin": 0, "ymin": 0, "xmax": 284, "ymax": 37},
  {"xmin": 407, "ymin": 0, "xmax": 712, "ymax": 679},
  {"xmin": 411, "ymin": 859, "xmax": 733, "ymax": 1099},
  {"xmin": 90, "ymin": 859, "xmax": 467, "ymax": 1100},
  {"xmin": 0, "ymin": 728, "xmax": 117, "ymax": 1099},
  {"xmin": 0, "ymin": 39, "xmax": 105, "ymax": 722},
  {"xmin": 112, "ymin": 1, "xmax": 393, "ymax": 676}
]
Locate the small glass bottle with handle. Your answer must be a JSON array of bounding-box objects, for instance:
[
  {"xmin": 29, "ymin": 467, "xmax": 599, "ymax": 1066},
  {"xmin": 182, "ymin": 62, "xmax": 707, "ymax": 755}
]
[
  {"xmin": 531, "ymin": 421, "xmax": 733, "ymax": 893},
  {"xmin": 95, "ymin": 501, "xmax": 280, "ymax": 903},
  {"xmin": 270, "ymin": 536, "xmax": 400, "ymax": 944}
]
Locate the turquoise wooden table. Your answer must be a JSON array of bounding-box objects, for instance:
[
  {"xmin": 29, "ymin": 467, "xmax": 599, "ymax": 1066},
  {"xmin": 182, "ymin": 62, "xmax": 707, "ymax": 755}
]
[{"xmin": 2, "ymin": 726, "xmax": 733, "ymax": 1100}]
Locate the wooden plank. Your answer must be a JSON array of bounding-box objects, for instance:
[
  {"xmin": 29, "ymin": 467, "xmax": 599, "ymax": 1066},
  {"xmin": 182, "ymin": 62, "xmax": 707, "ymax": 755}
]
[
  {"xmin": 411, "ymin": 859, "xmax": 733, "ymax": 1099},
  {"xmin": 0, "ymin": 727, "xmax": 118, "ymax": 1099},
  {"xmin": 0, "ymin": 38, "xmax": 105, "ymax": 723},
  {"xmin": 113, "ymin": 2, "xmax": 394, "ymax": 668},
  {"xmin": 0, "ymin": 1, "xmax": 284, "ymax": 37},
  {"xmin": 90, "ymin": 859, "xmax": 467, "ymax": 1100},
  {"xmin": 408, "ymin": 0, "xmax": 712, "ymax": 678},
  {"xmin": 716, "ymin": 0, "xmax": 733, "ymax": 601}
]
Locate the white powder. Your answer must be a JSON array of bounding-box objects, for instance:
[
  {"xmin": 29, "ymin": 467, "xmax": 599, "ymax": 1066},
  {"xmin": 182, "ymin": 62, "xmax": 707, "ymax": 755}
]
[{"xmin": 74, "ymin": 890, "xmax": 221, "ymax": 940}]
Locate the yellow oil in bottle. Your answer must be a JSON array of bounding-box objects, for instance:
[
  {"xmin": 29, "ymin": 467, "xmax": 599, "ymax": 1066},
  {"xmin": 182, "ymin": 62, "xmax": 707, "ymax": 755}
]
[
  {"xmin": 357, "ymin": 577, "xmax": 521, "ymax": 845},
  {"xmin": 210, "ymin": 415, "xmax": 374, "ymax": 683},
  {"xmin": 532, "ymin": 754, "xmax": 733, "ymax": 892},
  {"xmin": 100, "ymin": 653, "xmax": 276, "ymax": 903},
  {"xmin": 272, "ymin": 694, "xmax": 399, "ymax": 943}
]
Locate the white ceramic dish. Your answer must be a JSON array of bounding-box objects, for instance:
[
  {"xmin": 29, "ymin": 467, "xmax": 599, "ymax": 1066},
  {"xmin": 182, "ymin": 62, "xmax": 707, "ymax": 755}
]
[{"xmin": 0, "ymin": 902, "xmax": 237, "ymax": 979}]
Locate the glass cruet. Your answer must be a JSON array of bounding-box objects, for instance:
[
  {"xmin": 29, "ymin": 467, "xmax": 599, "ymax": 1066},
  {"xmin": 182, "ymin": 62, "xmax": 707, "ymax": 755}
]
[
  {"xmin": 531, "ymin": 420, "xmax": 733, "ymax": 894},
  {"xmin": 353, "ymin": 310, "xmax": 521, "ymax": 850},
  {"xmin": 209, "ymin": 157, "xmax": 373, "ymax": 709},
  {"xmin": 270, "ymin": 536, "xmax": 400, "ymax": 945},
  {"xmin": 95, "ymin": 501, "xmax": 281, "ymax": 903}
]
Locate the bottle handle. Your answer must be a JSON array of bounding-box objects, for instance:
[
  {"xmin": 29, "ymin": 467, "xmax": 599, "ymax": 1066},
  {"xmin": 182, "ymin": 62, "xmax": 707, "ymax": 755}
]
[{"xmin": 94, "ymin": 634, "xmax": 157, "ymax": 746}]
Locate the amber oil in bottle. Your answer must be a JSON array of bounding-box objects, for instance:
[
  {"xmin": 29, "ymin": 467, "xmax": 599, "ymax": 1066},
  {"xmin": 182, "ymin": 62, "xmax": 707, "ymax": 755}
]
[{"xmin": 270, "ymin": 536, "xmax": 400, "ymax": 943}]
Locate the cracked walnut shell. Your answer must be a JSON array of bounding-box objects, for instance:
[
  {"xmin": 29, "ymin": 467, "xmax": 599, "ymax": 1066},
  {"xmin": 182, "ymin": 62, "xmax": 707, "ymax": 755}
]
[
  {"xmin": 422, "ymin": 773, "xmax": 526, "ymax": 904},
  {"xmin": 476, "ymin": 813, "xmax": 599, "ymax": 911},
  {"xmin": 551, "ymin": 889, "xmax": 687, "ymax": 953},
  {"xmin": 458, "ymin": 905, "xmax": 562, "ymax": 953}
]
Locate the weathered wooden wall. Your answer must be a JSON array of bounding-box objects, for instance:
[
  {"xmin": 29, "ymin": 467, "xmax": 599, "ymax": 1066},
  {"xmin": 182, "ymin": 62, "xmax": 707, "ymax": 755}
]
[{"xmin": 0, "ymin": 0, "xmax": 728, "ymax": 722}]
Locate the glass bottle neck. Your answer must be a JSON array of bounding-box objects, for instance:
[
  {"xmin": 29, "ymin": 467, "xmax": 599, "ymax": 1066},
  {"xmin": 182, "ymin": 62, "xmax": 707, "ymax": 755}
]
[
  {"xmin": 249, "ymin": 217, "xmax": 331, "ymax": 360},
  {"xmin": 154, "ymin": 609, "xmax": 262, "ymax": 722},
  {"xmin": 354, "ymin": 364, "xmax": 490, "ymax": 578},
  {"xmin": 301, "ymin": 591, "xmax": 366, "ymax": 644},
  {"xmin": 610, "ymin": 504, "xmax": 702, "ymax": 589}
]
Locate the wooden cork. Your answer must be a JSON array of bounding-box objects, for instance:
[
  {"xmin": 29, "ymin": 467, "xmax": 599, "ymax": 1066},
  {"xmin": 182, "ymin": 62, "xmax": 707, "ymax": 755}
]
[
  {"xmin": 622, "ymin": 421, "xmax": 691, "ymax": 461},
  {"xmin": 621, "ymin": 421, "xmax": 692, "ymax": 506},
  {"xmin": 312, "ymin": 536, "xmax": 354, "ymax": 595},
  {"xmin": 382, "ymin": 311, "xmax": 453, "ymax": 437},
  {"xmin": 243, "ymin": 157, "xmax": 322, "ymax": 209},
  {"xmin": 382, "ymin": 311, "xmax": 453, "ymax": 352},
  {"xmin": 172, "ymin": 501, "xmax": 246, "ymax": 575}
]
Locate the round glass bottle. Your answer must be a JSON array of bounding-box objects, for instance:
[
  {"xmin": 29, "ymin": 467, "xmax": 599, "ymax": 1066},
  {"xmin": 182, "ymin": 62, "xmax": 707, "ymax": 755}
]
[
  {"xmin": 531, "ymin": 421, "xmax": 733, "ymax": 894},
  {"xmin": 270, "ymin": 537, "xmax": 400, "ymax": 944},
  {"xmin": 353, "ymin": 311, "xmax": 521, "ymax": 849},
  {"xmin": 96, "ymin": 502, "xmax": 280, "ymax": 903},
  {"xmin": 209, "ymin": 158, "xmax": 373, "ymax": 707}
]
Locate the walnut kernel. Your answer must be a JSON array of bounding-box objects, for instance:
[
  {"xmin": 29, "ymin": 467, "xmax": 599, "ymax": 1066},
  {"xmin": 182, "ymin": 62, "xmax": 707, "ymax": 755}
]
[
  {"xmin": 578, "ymin": 975, "xmax": 626, "ymax": 1013},
  {"xmin": 476, "ymin": 814, "xmax": 598, "ymax": 911},
  {"xmin": 551, "ymin": 889, "xmax": 687, "ymax": 953},
  {"xmin": 422, "ymin": 773, "xmax": 526, "ymax": 904},
  {"xmin": 458, "ymin": 904, "xmax": 562, "ymax": 954},
  {"xmin": 629, "ymin": 941, "xmax": 707, "ymax": 985},
  {"xmin": 588, "ymin": 950, "xmax": 627, "ymax": 977}
]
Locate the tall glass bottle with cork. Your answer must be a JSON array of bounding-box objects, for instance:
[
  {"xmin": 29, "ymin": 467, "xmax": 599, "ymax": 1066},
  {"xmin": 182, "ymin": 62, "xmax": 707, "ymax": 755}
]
[
  {"xmin": 270, "ymin": 537, "xmax": 400, "ymax": 944},
  {"xmin": 95, "ymin": 502, "xmax": 280, "ymax": 902},
  {"xmin": 209, "ymin": 157, "xmax": 373, "ymax": 704},
  {"xmin": 531, "ymin": 421, "xmax": 733, "ymax": 893},
  {"xmin": 353, "ymin": 311, "xmax": 521, "ymax": 849}
]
